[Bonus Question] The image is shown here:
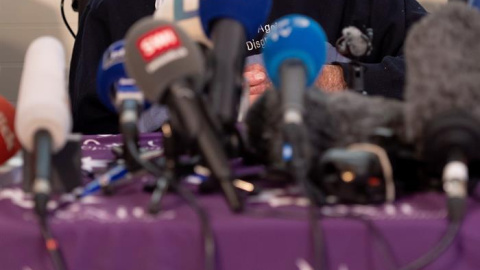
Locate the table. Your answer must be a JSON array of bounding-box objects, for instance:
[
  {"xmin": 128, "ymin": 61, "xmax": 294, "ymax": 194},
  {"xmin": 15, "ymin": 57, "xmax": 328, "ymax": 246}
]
[{"xmin": 1, "ymin": 134, "xmax": 479, "ymax": 270}]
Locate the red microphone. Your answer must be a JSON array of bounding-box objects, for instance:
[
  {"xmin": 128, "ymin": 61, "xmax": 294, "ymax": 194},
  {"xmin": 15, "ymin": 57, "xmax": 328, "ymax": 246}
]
[{"xmin": 0, "ymin": 95, "xmax": 20, "ymax": 165}]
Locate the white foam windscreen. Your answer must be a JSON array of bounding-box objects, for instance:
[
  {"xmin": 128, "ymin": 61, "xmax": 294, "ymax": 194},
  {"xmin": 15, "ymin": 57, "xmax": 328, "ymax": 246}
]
[{"xmin": 15, "ymin": 36, "xmax": 72, "ymax": 153}]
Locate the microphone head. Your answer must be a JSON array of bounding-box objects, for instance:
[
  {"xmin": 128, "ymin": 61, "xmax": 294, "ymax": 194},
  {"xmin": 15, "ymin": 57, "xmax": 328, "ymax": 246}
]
[
  {"xmin": 405, "ymin": 3, "xmax": 480, "ymax": 143},
  {"xmin": 327, "ymin": 91, "xmax": 407, "ymax": 146},
  {"xmin": 246, "ymin": 88, "xmax": 406, "ymax": 177},
  {"xmin": 199, "ymin": 0, "xmax": 272, "ymax": 40},
  {"xmin": 15, "ymin": 36, "xmax": 71, "ymax": 153},
  {"xmin": 97, "ymin": 40, "xmax": 129, "ymax": 112},
  {"xmin": 263, "ymin": 14, "xmax": 328, "ymax": 88},
  {"xmin": 245, "ymin": 88, "xmax": 337, "ymax": 166},
  {"xmin": 154, "ymin": 0, "xmax": 213, "ymax": 48},
  {"xmin": 124, "ymin": 18, "xmax": 205, "ymax": 103},
  {"xmin": 97, "ymin": 40, "xmax": 150, "ymax": 113},
  {"xmin": 0, "ymin": 96, "xmax": 21, "ymax": 165}
]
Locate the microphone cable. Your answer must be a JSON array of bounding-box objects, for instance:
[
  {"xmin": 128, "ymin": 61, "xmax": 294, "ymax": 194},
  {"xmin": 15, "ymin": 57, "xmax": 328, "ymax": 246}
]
[
  {"xmin": 244, "ymin": 206, "xmax": 400, "ymax": 270},
  {"xmin": 283, "ymin": 125, "xmax": 326, "ymax": 270},
  {"xmin": 33, "ymin": 129, "xmax": 67, "ymax": 270},
  {"xmin": 398, "ymin": 220, "xmax": 462, "ymax": 270},
  {"xmin": 119, "ymin": 100, "xmax": 216, "ymax": 270},
  {"xmin": 398, "ymin": 161, "xmax": 467, "ymax": 270},
  {"xmin": 60, "ymin": 0, "xmax": 76, "ymax": 39}
]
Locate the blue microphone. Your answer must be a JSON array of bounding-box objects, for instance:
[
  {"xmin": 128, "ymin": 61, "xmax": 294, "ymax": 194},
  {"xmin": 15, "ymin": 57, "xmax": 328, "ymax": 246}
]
[
  {"xmin": 199, "ymin": 0, "xmax": 272, "ymax": 40},
  {"xmin": 263, "ymin": 14, "xmax": 327, "ymax": 125},
  {"xmin": 198, "ymin": 0, "xmax": 272, "ymax": 133},
  {"xmin": 262, "ymin": 16, "xmax": 328, "ymax": 270},
  {"xmin": 96, "ymin": 40, "xmax": 149, "ymax": 113},
  {"xmin": 97, "ymin": 40, "xmax": 151, "ymax": 172}
]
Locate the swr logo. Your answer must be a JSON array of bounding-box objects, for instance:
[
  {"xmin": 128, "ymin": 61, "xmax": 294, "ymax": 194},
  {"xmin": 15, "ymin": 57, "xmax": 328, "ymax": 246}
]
[{"xmin": 137, "ymin": 27, "xmax": 181, "ymax": 61}]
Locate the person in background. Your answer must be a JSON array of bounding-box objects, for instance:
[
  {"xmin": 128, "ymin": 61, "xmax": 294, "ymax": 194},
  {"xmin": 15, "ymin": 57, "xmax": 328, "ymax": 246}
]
[
  {"xmin": 69, "ymin": 0, "xmax": 427, "ymax": 135},
  {"xmin": 245, "ymin": 0, "xmax": 427, "ymax": 103},
  {"xmin": 69, "ymin": 0, "xmax": 157, "ymax": 135}
]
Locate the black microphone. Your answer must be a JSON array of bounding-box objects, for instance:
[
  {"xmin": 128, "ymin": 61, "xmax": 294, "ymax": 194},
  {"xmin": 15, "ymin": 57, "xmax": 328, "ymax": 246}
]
[
  {"xmin": 246, "ymin": 89, "xmax": 418, "ymax": 204},
  {"xmin": 124, "ymin": 17, "xmax": 243, "ymax": 213},
  {"xmin": 199, "ymin": 0, "xmax": 272, "ymax": 154},
  {"xmin": 247, "ymin": 89, "xmax": 406, "ymax": 164}
]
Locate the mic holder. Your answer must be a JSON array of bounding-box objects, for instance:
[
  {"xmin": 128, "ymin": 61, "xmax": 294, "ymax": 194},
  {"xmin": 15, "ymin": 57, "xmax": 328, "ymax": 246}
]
[
  {"xmin": 423, "ymin": 112, "xmax": 480, "ymax": 188},
  {"xmin": 348, "ymin": 61, "xmax": 366, "ymax": 94},
  {"xmin": 119, "ymin": 99, "xmax": 143, "ymax": 173},
  {"xmin": 23, "ymin": 134, "xmax": 83, "ymax": 195}
]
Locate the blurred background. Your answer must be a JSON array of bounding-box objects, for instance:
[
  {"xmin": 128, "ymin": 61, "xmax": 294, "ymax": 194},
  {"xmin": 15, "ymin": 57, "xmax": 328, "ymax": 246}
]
[{"xmin": 0, "ymin": 0, "xmax": 447, "ymax": 105}]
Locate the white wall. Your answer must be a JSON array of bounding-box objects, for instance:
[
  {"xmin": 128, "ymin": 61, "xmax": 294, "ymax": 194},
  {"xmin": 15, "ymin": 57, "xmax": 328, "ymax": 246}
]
[
  {"xmin": 0, "ymin": 0, "xmax": 446, "ymax": 105},
  {"xmin": 0, "ymin": 0, "xmax": 78, "ymax": 104}
]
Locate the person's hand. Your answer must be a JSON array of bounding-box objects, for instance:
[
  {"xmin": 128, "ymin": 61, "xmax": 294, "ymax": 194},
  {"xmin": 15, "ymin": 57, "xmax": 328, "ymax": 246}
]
[
  {"xmin": 244, "ymin": 64, "xmax": 272, "ymax": 104},
  {"xmin": 315, "ymin": 65, "xmax": 348, "ymax": 93}
]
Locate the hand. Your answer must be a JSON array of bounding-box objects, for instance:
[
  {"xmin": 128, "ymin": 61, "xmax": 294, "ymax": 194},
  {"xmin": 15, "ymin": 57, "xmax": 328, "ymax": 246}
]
[
  {"xmin": 315, "ymin": 65, "xmax": 348, "ymax": 93},
  {"xmin": 244, "ymin": 63, "xmax": 272, "ymax": 104}
]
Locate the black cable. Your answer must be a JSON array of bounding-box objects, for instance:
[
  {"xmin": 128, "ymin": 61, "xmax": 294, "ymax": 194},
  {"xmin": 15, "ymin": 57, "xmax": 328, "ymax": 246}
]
[
  {"xmin": 398, "ymin": 221, "xmax": 461, "ymax": 270},
  {"xmin": 284, "ymin": 124, "xmax": 325, "ymax": 270},
  {"xmin": 398, "ymin": 197, "xmax": 466, "ymax": 270},
  {"xmin": 61, "ymin": 0, "xmax": 76, "ymax": 39},
  {"xmin": 119, "ymin": 105, "xmax": 216, "ymax": 270},
  {"xmin": 304, "ymin": 177, "xmax": 325, "ymax": 270},
  {"xmin": 244, "ymin": 207, "xmax": 399, "ymax": 270},
  {"xmin": 33, "ymin": 130, "xmax": 67, "ymax": 270}
]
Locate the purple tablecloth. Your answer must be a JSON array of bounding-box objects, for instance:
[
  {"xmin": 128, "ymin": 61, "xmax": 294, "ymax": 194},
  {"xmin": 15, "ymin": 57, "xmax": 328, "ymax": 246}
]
[{"xmin": 1, "ymin": 134, "xmax": 480, "ymax": 270}]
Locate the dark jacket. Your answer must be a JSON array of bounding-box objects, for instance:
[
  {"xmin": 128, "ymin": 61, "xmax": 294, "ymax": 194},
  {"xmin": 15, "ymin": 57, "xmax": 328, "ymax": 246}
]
[
  {"xmin": 69, "ymin": 0, "xmax": 426, "ymax": 134},
  {"xmin": 69, "ymin": 0, "xmax": 156, "ymax": 134}
]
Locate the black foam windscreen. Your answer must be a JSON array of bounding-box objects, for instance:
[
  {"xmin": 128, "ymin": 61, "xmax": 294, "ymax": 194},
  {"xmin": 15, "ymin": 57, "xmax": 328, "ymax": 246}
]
[
  {"xmin": 245, "ymin": 88, "xmax": 337, "ymax": 166},
  {"xmin": 405, "ymin": 2, "xmax": 480, "ymax": 143},
  {"xmin": 327, "ymin": 91, "xmax": 406, "ymax": 146},
  {"xmin": 245, "ymin": 90, "xmax": 406, "ymax": 166}
]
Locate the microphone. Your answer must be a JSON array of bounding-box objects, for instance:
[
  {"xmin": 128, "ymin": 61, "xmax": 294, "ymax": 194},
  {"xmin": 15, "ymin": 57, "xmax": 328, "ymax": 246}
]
[
  {"xmin": 154, "ymin": 0, "xmax": 213, "ymax": 48},
  {"xmin": 16, "ymin": 37, "xmax": 71, "ymax": 154},
  {"xmin": 335, "ymin": 26, "xmax": 373, "ymax": 59},
  {"xmin": 405, "ymin": 2, "xmax": 480, "ymax": 197},
  {"xmin": 15, "ymin": 36, "xmax": 70, "ymax": 270},
  {"xmin": 97, "ymin": 39, "xmax": 152, "ymax": 172},
  {"xmin": 246, "ymin": 89, "xmax": 414, "ymax": 201},
  {"xmin": 399, "ymin": 4, "xmax": 480, "ymax": 270},
  {"xmin": 263, "ymin": 14, "xmax": 327, "ymax": 125},
  {"xmin": 335, "ymin": 26, "xmax": 373, "ymax": 94},
  {"xmin": 199, "ymin": 0, "xmax": 272, "ymax": 136},
  {"xmin": 124, "ymin": 18, "xmax": 243, "ymax": 212},
  {"xmin": 261, "ymin": 15, "xmax": 329, "ymax": 270},
  {"xmin": 97, "ymin": 40, "xmax": 146, "ymax": 113},
  {"xmin": 0, "ymin": 96, "xmax": 20, "ymax": 165}
]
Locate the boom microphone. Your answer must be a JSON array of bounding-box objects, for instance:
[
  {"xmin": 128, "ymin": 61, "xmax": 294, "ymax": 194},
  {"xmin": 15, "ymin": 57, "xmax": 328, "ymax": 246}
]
[
  {"xmin": 199, "ymin": 0, "xmax": 272, "ymax": 133},
  {"xmin": 124, "ymin": 17, "xmax": 242, "ymax": 212},
  {"xmin": 0, "ymin": 96, "xmax": 20, "ymax": 165}
]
